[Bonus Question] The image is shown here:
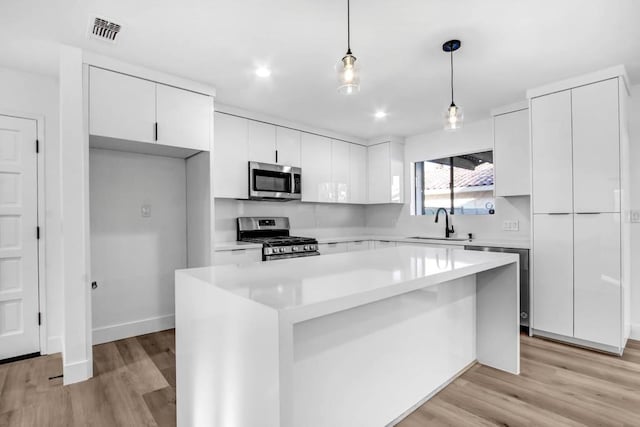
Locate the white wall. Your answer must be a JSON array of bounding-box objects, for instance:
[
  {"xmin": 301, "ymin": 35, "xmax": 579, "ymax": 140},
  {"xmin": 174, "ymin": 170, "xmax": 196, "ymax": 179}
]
[
  {"xmin": 629, "ymin": 84, "xmax": 640, "ymax": 338},
  {"xmin": 89, "ymin": 149, "xmax": 187, "ymax": 344},
  {"xmin": 215, "ymin": 199, "xmax": 367, "ymax": 242},
  {"xmin": 0, "ymin": 66, "xmax": 63, "ymax": 354},
  {"xmin": 365, "ymin": 119, "xmax": 531, "ymax": 244}
]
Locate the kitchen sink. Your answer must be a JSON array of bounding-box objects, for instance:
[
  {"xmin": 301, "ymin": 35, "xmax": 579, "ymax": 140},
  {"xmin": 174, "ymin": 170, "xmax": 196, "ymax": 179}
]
[{"xmin": 407, "ymin": 236, "xmax": 470, "ymax": 242}]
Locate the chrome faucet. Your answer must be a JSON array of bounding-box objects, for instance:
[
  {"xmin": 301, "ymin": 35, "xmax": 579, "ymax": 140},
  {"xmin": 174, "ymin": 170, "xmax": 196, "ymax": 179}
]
[{"xmin": 434, "ymin": 208, "xmax": 455, "ymax": 238}]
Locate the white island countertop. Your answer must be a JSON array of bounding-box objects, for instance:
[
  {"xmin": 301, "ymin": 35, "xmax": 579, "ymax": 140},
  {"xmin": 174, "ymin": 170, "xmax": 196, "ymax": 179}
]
[
  {"xmin": 176, "ymin": 245, "xmax": 520, "ymax": 427},
  {"xmin": 179, "ymin": 246, "xmax": 518, "ymax": 323}
]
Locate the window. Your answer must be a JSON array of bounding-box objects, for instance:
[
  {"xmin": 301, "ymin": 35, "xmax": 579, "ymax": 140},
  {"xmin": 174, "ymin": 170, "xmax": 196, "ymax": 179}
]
[{"xmin": 412, "ymin": 151, "xmax": 495, "ymax": 215}]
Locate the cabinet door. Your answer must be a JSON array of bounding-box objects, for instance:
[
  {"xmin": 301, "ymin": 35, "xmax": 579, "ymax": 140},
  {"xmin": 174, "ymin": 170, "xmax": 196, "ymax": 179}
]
[
  {"xmin": 574, "ymin": 213, "xmax": 621, "ymax": 347},
  {"xmin": 248, "ymin": 121, "xmax": 276, "ymax": 163},
  {"xmin": 156, "ymin": 84, "xmax": 212, "ymax": 151},
  {"xmin": 301, "ymin": 133, "xmax": 332, "ymax": 202},
  {"xmin": 532, "ymin": 214, "xmax": 573, "ymax": 337},
  {"xmin": 276, "ymin": 127, "xmax": 301, "ymax": 167},
  {"xmin": 89, "ymin": 67, "xmax": 156, "ymax": 143},
  {"xmin": 368, "ymin": 143, "xmax": 390, "ymax": 203},
  {"xmin": 494, "ymin": 109, "xmax": 530, "ymax": 197},
  {"xmin": 349, "ymin": 144, "xmax": 367, "ymax": 204},
  {"xmin": 213, "ymin": 112, "xmax": 249, "ymax": 199},
  {"xmin": 214, "ymin": 249, "xmax": 262, "ymax": 266},
  {"xmin": 331, "ymin": 140, "xmax": 350, "ymax": 203},
  {"xmin": 347, "ymin": 240, "xmax": 371, "ymax": 251},
  {"xmin": 572, "ymin": 79, "xmax": 620, "ymax": 213},
  {"xmin": 374, "ymin": 240, "xmax": 397, "ymax": 249},
  {"xmin": 319, "ymin": 242, "xmax": 348, "ymax": 254},
  {"xmin": 531, "ymin": 91, "xmax": 573, "ymax": 213}
]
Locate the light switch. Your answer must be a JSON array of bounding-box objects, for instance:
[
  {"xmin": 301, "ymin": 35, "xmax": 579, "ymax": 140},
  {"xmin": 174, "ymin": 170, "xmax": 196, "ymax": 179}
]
[
  {"xmin": 502, "ymin": 220, "xmax": 519, "ymax": 231},
  {"xmin": 141, "ymin": 204, "xmax": 151, "ymax": 218},
  {"xmin": 631, "ymin": 210, "xmax": 640, "ymax": 223}
]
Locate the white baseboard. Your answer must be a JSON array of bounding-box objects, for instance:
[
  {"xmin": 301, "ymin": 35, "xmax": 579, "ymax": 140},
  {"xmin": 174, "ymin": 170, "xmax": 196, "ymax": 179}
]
[
  {"xmin": 63, "ymin": 358, "xmax": 92, "ymax": 385},
  {"xmin": 631, "ymin": 323, "xmax": 640, "ymax": 340},
  {"xmin": 46, "ymin": 335, "xmax": 63, "ymax": 355},
  {"xmin": 92, "ymin": 314, "xmax": 175, "ymax": 345}
]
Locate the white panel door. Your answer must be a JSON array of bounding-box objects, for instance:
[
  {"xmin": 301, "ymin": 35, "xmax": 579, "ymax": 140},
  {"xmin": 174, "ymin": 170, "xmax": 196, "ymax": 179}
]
[
  {"xmin": 248, "ymin": 121, "xmax": 276, "ymax": 164},
  {"xmin": 301, "ymin": 133, "xmax": 331, "ymax": 202},
  {"xmin": 0, "ymin": 116, "xmax": 39, "ymax": 360},
  {"xmin": 574, "ymin": 213, "xmax": 621, "ymax": 347},
  {"xmin": 494, "ymin": 109, "xmax": 530, "ymax": 197},
  {"xmin": 89, "ymin": 67, "xmax": 156, "ymax": 143},
  {"xmin": 213, "ymin": 112, "xmax": 249, "ymax": 199},
  {"xmin": 572, "ymin": 79, "xmax": 620, "ymax": 213},
  {"xmin": 156, "ymin": 84, "xmax": 213, "ymax": 151},
  {"xmin": 349, "ymin": 144, "xmax": 367, "ymax": 204},
  {"xmin": 368, "ymin": 143, "xmax": 390, "ymax": 203},
  {"xmin": 531, "ymin": 91, "xmax": 573, "ymax": 213},
  {"xmin": 275, "ymin": 127, "xmax": 301, "ymax": 167},
  {"xmin": 331, "ymin": 140, "xmax": 350, "ymax": 203},
  {"xmin": 532, "ymin": 214, "xmax": 573, "ymax": 337}
]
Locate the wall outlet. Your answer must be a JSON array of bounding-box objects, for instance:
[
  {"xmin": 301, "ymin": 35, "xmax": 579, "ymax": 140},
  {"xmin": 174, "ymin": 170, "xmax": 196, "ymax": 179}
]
[
  {"xmin": 141, "ymin": 204, "xmax": 152, "ymax": 218},
  {"xmin": 502, "ymin": 220, "xmax": 519, "ymax": 231},
  {"xmin": 631, "ymin": 210, "xmax": 640, "ymax": 223}
]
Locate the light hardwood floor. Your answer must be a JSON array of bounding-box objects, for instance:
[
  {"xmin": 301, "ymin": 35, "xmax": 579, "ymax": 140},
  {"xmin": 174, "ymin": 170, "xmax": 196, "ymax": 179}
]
[{"xmin": 1, "ymin": 331, "xmax": 639, "ymax": 426}]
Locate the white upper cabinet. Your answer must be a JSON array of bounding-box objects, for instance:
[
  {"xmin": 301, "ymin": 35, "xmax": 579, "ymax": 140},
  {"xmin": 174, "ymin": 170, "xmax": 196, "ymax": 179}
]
[
  {"xmin": 572, "ymin": 79, "xmax": 620, "ymax": 213},
  {"xmin": 89, "ymin": 67, "xmax": 213, "ymax": 152},
  {"xmin": 331, "ymin": 140, "xmax": 350, "ymax": 203},
  {"xmin": 248, "ymin": 121, "xmax": 277, "ymax": 164},
  {"xmin": 349, "ymin": 144, "xmax": 367, "ymax": 204},
  {"xmin": 213, "ymin": 112, "xmax": 249, "ymax": 199},
  {"xmin": 276, "ymin": 127, "xmax": 301, "ymax": 167},
  {"xmin": 301, "ymin": 133, "xmax": 332, "ymax": 202},
  {"xmin": 156, "ymin": 84, "xmax": 212, "ymax": 151},
  {"xmin": 531, "ymin": 90, "xmax": 573, "ymax": 213},
  {"xmin": 368, "ymin": 141, "xmax": 404, "ymax": 204},
  {"xmin": 532, "ymin": 214, "xmax": 574, "ymax": 337},
  {"xmin": 573, "ymin": 213, "xmax": 621, "ymax": 347},
  {"xmin": 493, "ymin": 107, "xmax": 530, "ymax": 197},
  {"xmin": 90, "ymin": 67, "xmax": 156, "ymax": 143}
]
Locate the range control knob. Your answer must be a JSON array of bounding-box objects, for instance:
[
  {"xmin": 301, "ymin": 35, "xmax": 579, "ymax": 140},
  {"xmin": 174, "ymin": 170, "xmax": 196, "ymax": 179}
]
[
  {"xmin": 273, "ymin": 247, "xmax": 280, "ymax": 253},
  {"xmin": 292, "ymin": 246, "xmax": 298, "ymax": 252}
]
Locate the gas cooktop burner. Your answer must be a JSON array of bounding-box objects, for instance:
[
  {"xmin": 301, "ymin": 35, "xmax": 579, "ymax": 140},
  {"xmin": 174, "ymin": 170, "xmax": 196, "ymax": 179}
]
[{"xmin": 236, "ymin": 217, "xmax": 320, "ymax": 261}]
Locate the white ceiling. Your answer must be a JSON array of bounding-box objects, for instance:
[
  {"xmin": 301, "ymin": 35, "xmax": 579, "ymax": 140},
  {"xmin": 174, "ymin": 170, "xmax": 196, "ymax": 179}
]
[{"xmin": 1, "ymin": 0, "xmax": 639, "ymax": 139}]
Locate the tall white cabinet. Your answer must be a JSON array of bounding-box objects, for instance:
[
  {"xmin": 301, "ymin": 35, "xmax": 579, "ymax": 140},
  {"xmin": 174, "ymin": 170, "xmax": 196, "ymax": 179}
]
[{"xmin": 528, "ymin": 66, "xmax": 630, "ymax": 354}]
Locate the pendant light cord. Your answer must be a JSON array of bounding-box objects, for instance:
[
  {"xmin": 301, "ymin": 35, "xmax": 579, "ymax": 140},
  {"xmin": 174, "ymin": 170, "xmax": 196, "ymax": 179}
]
[
  {"xmin": 450, "ymin": 47, "xmax": 454, "ymax": 105},
  {"xmin": 346, "ymin": 0, "xmax": 352, "ymax": 55}
]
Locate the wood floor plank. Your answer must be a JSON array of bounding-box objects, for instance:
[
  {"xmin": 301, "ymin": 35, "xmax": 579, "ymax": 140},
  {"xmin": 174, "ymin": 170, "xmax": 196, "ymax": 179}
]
[
  {"xmin": 114, "ymin": 337, "xmax": 169, "ymax": 395},
  {"xmin": 414, "ymin": 396, "xmax": 498, "ymax": 427}
]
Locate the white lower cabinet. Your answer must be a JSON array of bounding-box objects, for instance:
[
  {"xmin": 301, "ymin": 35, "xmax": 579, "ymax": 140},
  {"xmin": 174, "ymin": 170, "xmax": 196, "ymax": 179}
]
[
  {"xmin": 373, "ymin": 240, "xmax": 397, "ymax": 249},
  {"xmin": 573, "ymin": 213, "xmax": 621, "ymax": 347},
  {"xmin": 319, "ymin": 242, "xmax": 349, "ymax": 254},
  {"xmin": 346, "ymin": 240, "xmax": 371, "ymax": 251},
  {"xmin": 532, "ymin": 214, "xmax": 574, "ymax": 337},
  {"xmin": 214, "ymin": 248, "xmax": 262, "ymax": 266}
]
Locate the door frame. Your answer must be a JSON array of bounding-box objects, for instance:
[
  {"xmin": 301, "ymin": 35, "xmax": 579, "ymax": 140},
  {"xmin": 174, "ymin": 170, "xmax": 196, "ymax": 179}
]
[{"xmin": 0, "ymin": 109, "xmax": 47, "ymax": 355}]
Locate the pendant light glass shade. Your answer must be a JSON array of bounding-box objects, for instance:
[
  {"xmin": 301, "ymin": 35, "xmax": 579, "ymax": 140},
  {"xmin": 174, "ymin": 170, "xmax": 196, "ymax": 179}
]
[
  {"xmin": 443, "ymin": 39, "xmax": 463, "ymax": 130},
  {"xmin": 337, "ymin": 0, "xmax": 359, "ymax": 94},
  {"xmin": 444, "ymin": 103, "xmax": 463, "ymax": 130},
  {"xmin": 337, "ymin": 53, "xmax": 360, "ymax": 94}
]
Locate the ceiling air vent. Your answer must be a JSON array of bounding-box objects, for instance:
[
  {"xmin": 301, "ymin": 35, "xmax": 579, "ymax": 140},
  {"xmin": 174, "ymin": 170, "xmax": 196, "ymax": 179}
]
[{"xmin": 88, "ymin": 16, "xmax": 121, "ymax": 43}]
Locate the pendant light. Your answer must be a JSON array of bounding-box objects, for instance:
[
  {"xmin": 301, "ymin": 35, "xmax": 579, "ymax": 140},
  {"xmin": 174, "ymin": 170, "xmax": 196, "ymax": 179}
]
[
  {"xmin": 443, "ymin": 39, "xmax": 463, "ymax": 130},
  {"xmin": 337, "ymin": 0, "xmax": 360, "ymax": 94}
]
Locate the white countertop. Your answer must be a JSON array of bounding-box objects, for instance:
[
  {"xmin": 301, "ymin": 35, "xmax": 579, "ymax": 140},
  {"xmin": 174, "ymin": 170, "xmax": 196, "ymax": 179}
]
[
  {"xmin": 214, "ymin": 235, "xmax": 530, "ymax": 251},
  {"xmin": 178, "ymin": 246, "xmax": 519, "ymax": 323}
]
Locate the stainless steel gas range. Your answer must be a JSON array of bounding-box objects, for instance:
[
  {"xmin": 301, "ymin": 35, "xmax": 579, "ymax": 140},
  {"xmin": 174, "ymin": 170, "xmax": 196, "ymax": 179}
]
[{"xmin": 237, "ymin": 217, "xmax": 319, "ymax": 261}]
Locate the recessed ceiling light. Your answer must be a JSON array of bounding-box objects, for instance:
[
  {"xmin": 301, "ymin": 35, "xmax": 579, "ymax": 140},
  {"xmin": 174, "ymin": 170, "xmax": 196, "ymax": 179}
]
[
  {"xmin": 255, "ymin": 66, "xmax": 271, "ymax": 78},
  {"xmin": 374, "ymin": 111, "xmax": 387, "ymax": 119}
]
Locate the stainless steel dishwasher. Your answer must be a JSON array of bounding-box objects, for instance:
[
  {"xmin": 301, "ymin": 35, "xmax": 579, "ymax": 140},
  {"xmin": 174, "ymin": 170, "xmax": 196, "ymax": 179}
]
[{"xmin": 464, "ymin": 245, "xmax": 530, "ymax": 332}]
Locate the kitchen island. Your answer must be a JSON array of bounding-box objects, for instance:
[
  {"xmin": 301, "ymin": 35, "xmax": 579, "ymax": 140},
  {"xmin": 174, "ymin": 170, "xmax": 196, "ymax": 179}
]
[{"xmin": 175, "ymin": 246, "xmax": 520, "ymax": 427}]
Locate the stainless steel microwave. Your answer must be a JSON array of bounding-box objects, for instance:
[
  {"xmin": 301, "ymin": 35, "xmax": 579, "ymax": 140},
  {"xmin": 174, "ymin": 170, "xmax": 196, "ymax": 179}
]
[{"xmin": 248, "ymin": 162, "xmax": 301, "ymax": 201}]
